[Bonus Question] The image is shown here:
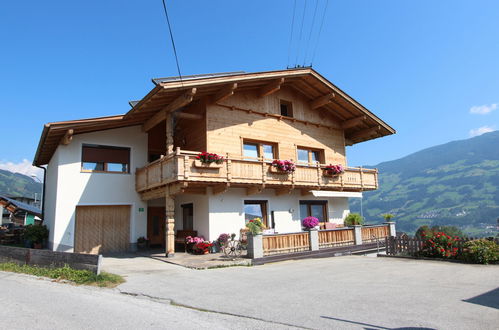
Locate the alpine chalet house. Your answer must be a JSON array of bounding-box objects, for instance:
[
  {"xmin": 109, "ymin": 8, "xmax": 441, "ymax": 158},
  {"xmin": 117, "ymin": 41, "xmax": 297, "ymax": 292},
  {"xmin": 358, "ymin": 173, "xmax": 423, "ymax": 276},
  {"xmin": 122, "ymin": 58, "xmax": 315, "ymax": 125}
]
[{"xmin": 33, "ymin": 68, "xmax": 395, "ymax": 256}]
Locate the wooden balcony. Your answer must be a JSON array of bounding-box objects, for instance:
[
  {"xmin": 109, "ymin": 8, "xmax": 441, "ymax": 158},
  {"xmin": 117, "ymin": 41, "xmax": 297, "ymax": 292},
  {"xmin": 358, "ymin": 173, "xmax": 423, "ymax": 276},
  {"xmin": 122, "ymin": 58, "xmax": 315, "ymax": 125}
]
[{"xmin": 136, "ymin": 149, "xmax": 378, "ymax": 197}]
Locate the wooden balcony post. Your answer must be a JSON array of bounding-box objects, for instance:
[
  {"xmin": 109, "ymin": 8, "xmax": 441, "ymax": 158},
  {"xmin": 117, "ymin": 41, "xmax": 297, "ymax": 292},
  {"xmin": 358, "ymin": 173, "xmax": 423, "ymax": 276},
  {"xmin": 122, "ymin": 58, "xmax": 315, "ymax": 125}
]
[
  {"xmin": 261, "ymin": 157, "xmax": 267, "ymax": 183},
  {"xmin": 226, "ymin": 153, "xmax": 232, "ymax": 182},
  {"xmin": 166, "ymin": 113, "xmax": 174, "ymax": 154},
  {"xmin": 165, "ymin": 191, "xmax": 175, "ymax": 257},
  {"xmin": 360, "ymin": 166, "xmax": 364, "ymax": 189},
  {"xmin": 316, "ymin": 162, "xmax": 321, "ymax": 186},
  {"xmin": 184, "ymin": 155, "xmax": 190, "ymax": 180}
]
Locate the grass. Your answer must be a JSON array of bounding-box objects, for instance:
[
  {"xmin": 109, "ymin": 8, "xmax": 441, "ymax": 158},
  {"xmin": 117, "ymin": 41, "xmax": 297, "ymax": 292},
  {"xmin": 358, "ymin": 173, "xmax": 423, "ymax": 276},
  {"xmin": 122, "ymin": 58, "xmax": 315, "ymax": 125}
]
[{"xmin": 0, "ymin": 262, "xmax": 124, "ymax": 288}]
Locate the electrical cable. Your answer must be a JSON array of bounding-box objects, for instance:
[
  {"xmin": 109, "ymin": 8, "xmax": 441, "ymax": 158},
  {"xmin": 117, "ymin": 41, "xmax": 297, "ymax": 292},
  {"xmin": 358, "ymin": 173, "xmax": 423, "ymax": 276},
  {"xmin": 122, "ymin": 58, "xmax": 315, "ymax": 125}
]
[
  {"xmin": 286, "ymin": 0, "xmax": 298, "ymax": 69},
  {"xmin": 161, "ymin": 0, "xmax": 183, "ymax": 83},
  {"xmin": 310, "ymin": 0, "xmax": 329, "ymax": 66},
  {"xmin": 294, "ymin": 0, "xmax": 308, "ymax": 67},
  {"xmin": 303, "ymin": 0, "xmax": 319, "ymax": 67}
]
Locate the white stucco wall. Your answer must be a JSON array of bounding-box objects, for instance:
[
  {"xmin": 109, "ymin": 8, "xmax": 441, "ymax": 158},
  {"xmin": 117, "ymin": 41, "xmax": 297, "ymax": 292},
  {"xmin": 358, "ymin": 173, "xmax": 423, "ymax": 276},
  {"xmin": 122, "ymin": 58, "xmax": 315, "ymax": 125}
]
[
  {"xmin": 44, "ymin": 125, "xmax": 148, "ymax": 251},
  {"xmin": 148, "ymin": 188, "xmax": 350, "ymax": 242}
]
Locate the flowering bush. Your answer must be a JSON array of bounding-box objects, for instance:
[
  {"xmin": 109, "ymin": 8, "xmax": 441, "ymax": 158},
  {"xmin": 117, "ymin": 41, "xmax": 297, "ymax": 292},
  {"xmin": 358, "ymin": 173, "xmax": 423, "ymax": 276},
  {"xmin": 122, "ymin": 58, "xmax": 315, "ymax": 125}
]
[
  {"xmin": 271, "ymin": 160, "xmax": 296, "ymax": 173},
  {"xmin": 196, "ymin": 151, "xmax": 224, "ymax": 164},
  {"xmin": 420, "ymin": 231, "xmax": 461, "ymax": 258},
  {"xmin": 217, "ymin": 233, "xmax": 230, "ymax": 245},
  {"xmin": 324, "ymin": 164, "xmax": 344, "ymax": 175},
  {"xmin": 302, "ymin": 216, "xmax": 319, "ymax": 229},
  {"xmin": 462, "ymin": 239, "xmax": 499, "ymax": 264},
  {"xmin": 246, "ymin": 217, "xmax": 265, "ymax": 235},
  {"xmin": 186, "ymin": 236, "xmax": 205, "ymax": 244},
  {"xmin": 194, "ymin": 241, "xmax": 212, "ymax": 254}
]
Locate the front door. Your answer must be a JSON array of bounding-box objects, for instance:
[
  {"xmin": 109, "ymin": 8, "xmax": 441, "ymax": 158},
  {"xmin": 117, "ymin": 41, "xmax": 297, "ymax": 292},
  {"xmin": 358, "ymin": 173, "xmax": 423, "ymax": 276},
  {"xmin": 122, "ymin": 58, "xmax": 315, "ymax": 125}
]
[{"xmin": 147, "ymin": 207, "xmax": 165, "ymax": 247}]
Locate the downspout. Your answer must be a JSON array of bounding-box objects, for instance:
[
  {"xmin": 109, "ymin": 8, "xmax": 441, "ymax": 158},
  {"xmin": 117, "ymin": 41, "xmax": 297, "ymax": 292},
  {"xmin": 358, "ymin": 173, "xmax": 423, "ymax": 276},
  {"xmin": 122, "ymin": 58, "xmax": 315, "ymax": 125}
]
[{"xmin": 34, "ymin": 165, "xmax": 46, "ymax": 222}]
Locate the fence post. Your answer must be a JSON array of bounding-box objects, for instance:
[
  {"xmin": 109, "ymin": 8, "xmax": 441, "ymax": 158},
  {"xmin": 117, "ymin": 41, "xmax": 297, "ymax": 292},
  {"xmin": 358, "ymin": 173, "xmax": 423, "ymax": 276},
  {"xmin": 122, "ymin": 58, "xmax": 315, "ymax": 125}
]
[
  {"xmin": 384, "ymin": 222, "xmax": 396, "ymax": 237},
  {"xmin": 309, "ymin": 229, "xmax": 319, "ymax": 251},
  {"xmin": 247, "ymin": 233, "xmax": 263, "ymax": 259},
  {"xmin": 353, "ymin": 225, "xmax": 363, "ymax": 245}
]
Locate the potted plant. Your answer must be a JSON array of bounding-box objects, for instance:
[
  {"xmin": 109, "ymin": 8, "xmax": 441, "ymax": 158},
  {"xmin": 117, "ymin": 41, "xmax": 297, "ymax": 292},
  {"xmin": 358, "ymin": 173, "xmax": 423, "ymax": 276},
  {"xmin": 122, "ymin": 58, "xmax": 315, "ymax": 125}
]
[
  {"xmin": 382, "ymin": 213, "xmax": 394, "ymax": 222},
  {"xmin": 215, "ymin": 233, "xmax": 230, "ymax": 251},
  {"xmin": 270, "ymin": 160, "xmax": 296, "ymax": 174},
  {"xmin": 186, "ymin": 236, "xmax": 205, "ymax": 253},
  {"xmin": 23, "ymin": 224, "xmax": 49, "ymax": 249},
  {"xmin": 302, "ymin": 216, "xmax": 320, "ymax": 230},
  {"xmin": 195, "ymin": 152, "xmax": 224, "ymax": 168},
  {"xmin": 344, "ymin": 213, "xmax": 364, "ymax": 226},
  {"xmin": 137, "ymin": 236, "xmax": 149, "ymax": 250},
  {"xmin": 324, "ymin": 164, "xmax": 344, "ymax": 176},
  {"xmin": 246, "ymin": 218, "xmax": 265, "ymax": 235},
  {"xmin": 193, "ymin": 241, "xmax": 213, "ymax": 254}
]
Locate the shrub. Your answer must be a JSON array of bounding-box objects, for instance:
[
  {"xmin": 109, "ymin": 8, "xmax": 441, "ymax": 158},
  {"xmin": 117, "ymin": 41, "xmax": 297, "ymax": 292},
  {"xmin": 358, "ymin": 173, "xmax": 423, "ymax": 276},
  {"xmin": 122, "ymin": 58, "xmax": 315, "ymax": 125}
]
[
  {"xmin": 420, "ymin": 231, "xmax": 461, "ymax": 259},
  {"xmin": 302, "ymin": 216, "xmax": 319, "ymax": 229},
  {"xmin": 344, "ymin": 213, "xmax": 364, "ymax": 226},
  {"xmin": 462, "ymin": 239, "xmax": 499, "ymax": 264},
  {"xmin": 23, "ymin": 225, "xmax": 49, "ymax": 243}
]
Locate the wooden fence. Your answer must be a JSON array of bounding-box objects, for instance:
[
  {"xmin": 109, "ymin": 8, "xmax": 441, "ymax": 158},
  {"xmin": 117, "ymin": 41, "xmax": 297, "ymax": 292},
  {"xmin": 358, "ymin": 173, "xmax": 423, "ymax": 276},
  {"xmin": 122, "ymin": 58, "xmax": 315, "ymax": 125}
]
[
  {"xmin": 318, "ymin": 228, "xmax": 355, "ymax": 248},
  {"xmin": 385, "ymin": 236, "xmax": 498, "ymax": 256},
  {"xmin": 361, "ymin": 225, "xmax": 389, "ymax": 243},
  {"xmin": 263, "ymin": 232, "xmax": 310, "ymax": 256}
]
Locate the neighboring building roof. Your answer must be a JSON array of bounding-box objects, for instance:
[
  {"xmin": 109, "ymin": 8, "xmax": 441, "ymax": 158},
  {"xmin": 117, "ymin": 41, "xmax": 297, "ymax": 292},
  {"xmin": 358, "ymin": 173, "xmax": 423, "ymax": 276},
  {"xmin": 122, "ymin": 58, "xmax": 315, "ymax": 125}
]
[
  {"xmin": 33, "ymin": 68, "xmax": 396, "ymax": 166},
  {"xmin": 0, "ymin": 195, "xmax": 42, "ymax": 217}
]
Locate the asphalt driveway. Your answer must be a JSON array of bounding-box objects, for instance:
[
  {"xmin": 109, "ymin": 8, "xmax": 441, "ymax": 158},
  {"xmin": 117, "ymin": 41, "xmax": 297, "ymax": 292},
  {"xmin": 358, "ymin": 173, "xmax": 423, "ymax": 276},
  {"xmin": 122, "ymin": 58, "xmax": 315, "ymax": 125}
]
[{"xmin": 103, "ymin": 255, "xmax": 499, "ymax": 329}]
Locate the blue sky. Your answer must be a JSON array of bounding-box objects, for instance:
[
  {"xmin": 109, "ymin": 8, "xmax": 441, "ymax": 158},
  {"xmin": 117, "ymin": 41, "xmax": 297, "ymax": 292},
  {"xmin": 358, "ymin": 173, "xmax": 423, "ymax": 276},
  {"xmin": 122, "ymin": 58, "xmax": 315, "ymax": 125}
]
[{"xmin": 1, "ymin": 0, "xmax": 498, "ymax": 178}]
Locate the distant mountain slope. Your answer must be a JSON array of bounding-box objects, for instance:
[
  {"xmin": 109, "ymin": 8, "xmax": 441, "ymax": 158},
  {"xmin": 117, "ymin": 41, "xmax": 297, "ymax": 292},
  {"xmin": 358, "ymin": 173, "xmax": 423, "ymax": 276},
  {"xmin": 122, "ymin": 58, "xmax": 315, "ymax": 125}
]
[
  {"xmin": 351, "ymin": 131, "xmax": 499, "ymax": 236},
  {"xmin": 0, "ymin": 169, "xmax": 42, "ymax": 198}
]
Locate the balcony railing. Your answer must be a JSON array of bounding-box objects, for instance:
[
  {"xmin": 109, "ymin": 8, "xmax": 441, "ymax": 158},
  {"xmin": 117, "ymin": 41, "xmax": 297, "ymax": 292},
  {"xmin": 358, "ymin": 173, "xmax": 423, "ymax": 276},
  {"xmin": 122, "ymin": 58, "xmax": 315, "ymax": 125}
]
[{"xmin": 135, "ymin": 149, "xmax": 378, "ymax": 193}]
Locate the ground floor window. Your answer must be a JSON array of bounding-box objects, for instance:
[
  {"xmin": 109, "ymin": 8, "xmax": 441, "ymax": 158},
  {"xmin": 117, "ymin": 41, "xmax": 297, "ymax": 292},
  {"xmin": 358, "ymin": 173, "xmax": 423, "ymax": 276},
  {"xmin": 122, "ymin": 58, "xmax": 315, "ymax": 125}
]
[
  {"xmin": 244, "ymin": 200, "xmax": 268, "ymax": 227},
  {"xmin": 299, "ymin": 200, "xmax": 328, "ymax": 222},
  {"xmin": 182, "ymin": 203, "xmax": 194, "ymax": 230}
]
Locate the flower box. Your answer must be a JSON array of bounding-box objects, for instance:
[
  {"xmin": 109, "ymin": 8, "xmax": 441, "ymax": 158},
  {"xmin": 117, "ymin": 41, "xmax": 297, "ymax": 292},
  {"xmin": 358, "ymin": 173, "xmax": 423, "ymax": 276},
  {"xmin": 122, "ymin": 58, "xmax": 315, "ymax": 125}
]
[
  {"xmin": 323, "ymin": 164, "xmax": 344, "ymax": 177},
  {"xmin": 194, "ymin": 160, "xmax": 223, "ymax": 168},
  {"xmin": 268, "ymin": 166, "xmax": 291, "ymax": 174},
  {"xmin": 323, "ymin": 170, "xmax": 343, "ymax": 177}
]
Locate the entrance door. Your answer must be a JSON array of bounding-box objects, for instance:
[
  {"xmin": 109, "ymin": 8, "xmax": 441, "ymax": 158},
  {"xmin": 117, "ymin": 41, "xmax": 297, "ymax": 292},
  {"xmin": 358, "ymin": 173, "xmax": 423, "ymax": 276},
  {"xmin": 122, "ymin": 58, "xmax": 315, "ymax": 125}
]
[
  {"xmin": 182, "ymin": 203, "xmax": 194, "ymax": 230},
  {"xmin": 147, "ymin": 207, "xmax": 165, "ymax": 247}
]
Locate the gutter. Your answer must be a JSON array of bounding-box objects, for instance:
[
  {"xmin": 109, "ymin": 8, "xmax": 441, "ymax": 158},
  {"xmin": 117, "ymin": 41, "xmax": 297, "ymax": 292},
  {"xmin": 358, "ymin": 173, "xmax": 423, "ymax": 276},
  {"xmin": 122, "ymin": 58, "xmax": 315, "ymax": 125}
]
[{"xmin": 34, "ymin": 165, "xmax": 46, "ymax": 223}]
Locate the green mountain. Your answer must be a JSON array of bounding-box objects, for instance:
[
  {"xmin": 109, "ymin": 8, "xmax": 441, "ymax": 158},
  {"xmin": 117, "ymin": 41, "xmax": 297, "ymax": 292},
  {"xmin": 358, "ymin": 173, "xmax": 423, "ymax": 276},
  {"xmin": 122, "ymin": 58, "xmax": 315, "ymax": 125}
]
[
  {"xmin": 0, "ymin": 169, "xmax": 42, "ymax": 198},
  {"xmin": 351, "ymin": 130, "xmax": 499, "ymax": 236}
]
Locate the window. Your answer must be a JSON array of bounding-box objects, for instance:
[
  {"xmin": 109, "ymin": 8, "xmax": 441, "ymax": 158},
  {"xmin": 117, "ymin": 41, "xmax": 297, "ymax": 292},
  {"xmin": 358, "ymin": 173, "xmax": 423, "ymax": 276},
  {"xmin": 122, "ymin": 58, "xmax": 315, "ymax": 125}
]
[
  {"xmin": 244, "ymin": 200, "xmax": 268, "ymax": 227},
  {"xmin": 297, "ymin": 147, "xmax": 324, "ymax": 164},
  {"xmin": 182, "ymin": 204, "xmax": 193, "ymax": 230},
  {"xmin": 243, "ymin": 140, "xmax": 277, "ymax": 160},
  {"xmin": 280, "ymin": 100, "xmax": 293, "ymax": 117},
  {"xmin": 81, "ymin": 145, "xmax": 130, "ymax": 173},
  {"xmin": 299, "ymin": 201, "xmax": 327, "ymax": 222}
]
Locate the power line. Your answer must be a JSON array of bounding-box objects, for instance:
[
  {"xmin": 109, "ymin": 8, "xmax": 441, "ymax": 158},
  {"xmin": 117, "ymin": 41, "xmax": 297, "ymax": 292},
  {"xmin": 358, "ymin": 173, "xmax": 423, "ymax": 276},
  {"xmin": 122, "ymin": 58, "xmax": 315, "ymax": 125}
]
[
  {"xmin": 286, "ymin": 0, "xmax": 298, "ymax": 69},
  {"xmin": 303, "ymin": 0, "xmax": 319, "ymax": 66},
  {"xmin": 311, "ymin": 0, "xmax": 329, "ymax": 66},
  {"xmin": 294, "ymin": 0, "xmax": 308, "ymax": 67},
  {"xmin": 161, "ymin": 0, "xmax": 182, "ymax": 82}
]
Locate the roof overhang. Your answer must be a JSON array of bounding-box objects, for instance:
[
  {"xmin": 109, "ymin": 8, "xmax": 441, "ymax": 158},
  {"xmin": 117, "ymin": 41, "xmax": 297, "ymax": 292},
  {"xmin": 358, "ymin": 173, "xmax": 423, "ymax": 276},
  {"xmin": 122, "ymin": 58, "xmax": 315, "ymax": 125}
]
[{"xmin": 310, "ymin": 191, "xmax": 363, "ymax": 198}]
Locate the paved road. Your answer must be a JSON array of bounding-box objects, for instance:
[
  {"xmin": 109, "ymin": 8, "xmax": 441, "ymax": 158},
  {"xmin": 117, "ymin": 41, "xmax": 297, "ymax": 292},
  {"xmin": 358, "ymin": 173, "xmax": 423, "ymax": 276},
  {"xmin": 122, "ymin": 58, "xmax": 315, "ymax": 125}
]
[
  {"xmin": 0, "ymin": 271, "xmax": 293, "ymax": 329},
  {"xmin": 103, "ymin": 255, "xmax": 499, "ymax": 329}
]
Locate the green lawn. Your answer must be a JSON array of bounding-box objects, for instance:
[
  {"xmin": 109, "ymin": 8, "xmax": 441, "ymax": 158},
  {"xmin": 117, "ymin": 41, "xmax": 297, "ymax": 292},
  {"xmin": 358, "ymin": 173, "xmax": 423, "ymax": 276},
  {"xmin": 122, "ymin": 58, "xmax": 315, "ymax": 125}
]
[{"xmin": 0, "ymin": 262, "xmax": 124, "ymax": 288}]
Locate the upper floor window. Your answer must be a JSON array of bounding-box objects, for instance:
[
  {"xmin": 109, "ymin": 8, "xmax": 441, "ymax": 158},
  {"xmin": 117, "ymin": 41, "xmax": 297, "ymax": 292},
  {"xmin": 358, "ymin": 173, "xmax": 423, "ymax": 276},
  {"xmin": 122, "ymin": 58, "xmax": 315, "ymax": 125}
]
[
  {"xmin": 297, "ymin": 147, "xmax": 324, "ymax": 164},
  {"xmin": 280, "ymin": 100, "xmax": 293, "ymax": 117},
  {"xmin": 81, "ymin": 144, "xmax": 130, "ymax": 173},
  {"xmin": 243, "ymin": 140, "xmax": 277, "ymax": 160}
]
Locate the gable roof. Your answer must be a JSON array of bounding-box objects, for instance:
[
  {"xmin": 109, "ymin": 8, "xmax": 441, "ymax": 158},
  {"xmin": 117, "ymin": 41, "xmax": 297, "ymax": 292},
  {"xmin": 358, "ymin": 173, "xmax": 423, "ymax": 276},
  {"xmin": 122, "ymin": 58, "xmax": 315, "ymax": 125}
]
[
  {"xmin": 0, "ymin": 195, "xmax": 42, "ymax": 217},
  {"xmin": 33, "ymin": 68, "xmax": 395, "ymax": 166}
]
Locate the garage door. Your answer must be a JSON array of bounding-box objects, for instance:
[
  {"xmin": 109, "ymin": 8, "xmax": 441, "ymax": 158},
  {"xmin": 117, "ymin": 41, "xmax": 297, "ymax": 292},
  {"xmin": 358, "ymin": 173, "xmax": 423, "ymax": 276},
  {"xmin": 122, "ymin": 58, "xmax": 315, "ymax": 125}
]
[{"xmin": 75, "ymin": 205, "xmax": 130, "ymax": 254}]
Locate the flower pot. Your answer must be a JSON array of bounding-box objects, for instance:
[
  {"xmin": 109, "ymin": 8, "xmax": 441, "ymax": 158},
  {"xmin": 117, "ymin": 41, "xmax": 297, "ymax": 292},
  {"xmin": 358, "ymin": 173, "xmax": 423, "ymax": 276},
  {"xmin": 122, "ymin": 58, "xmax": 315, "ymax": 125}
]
[
  {"xmin": 194, "ymin": 160, "xmax": 223, "ymax": 169},
  {"xmin": 137, "ymin": 242, "xmax": 148, "ymax": 250},
  {"xmin": 268, "ymin": 166, "xmax": 292, "ymax": 175},
  {"xmin": 323, "ymin": 170, "xmax": 342, "ymax": 177}
]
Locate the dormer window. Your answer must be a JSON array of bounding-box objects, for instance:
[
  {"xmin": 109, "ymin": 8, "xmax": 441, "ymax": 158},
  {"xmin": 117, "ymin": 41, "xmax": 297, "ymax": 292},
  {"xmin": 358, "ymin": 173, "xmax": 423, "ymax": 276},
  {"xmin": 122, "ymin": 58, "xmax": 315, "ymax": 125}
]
[{"xmin": 280, "ymin": 100, "xmax": 293, "ymax": 117}]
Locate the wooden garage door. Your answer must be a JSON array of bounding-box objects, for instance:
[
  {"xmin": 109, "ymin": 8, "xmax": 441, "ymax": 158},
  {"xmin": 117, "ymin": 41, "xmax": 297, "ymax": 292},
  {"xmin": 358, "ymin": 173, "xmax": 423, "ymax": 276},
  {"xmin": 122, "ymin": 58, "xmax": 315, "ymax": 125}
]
[{"xmin": 75, "ymin": 205, "xmax": 130, "ymax": 254}]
